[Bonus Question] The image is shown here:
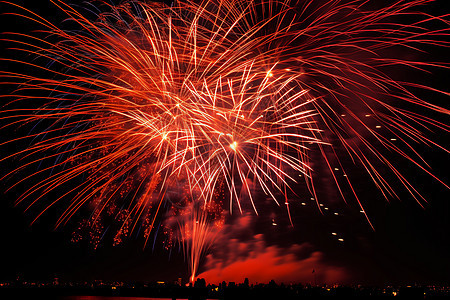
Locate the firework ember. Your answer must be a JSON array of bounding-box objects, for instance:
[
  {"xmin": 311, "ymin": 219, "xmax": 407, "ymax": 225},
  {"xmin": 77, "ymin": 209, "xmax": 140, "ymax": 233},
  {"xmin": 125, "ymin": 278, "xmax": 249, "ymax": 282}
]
[{"xmin": 1, "ymin": 0, "xmax": 448, "ymax": 282}]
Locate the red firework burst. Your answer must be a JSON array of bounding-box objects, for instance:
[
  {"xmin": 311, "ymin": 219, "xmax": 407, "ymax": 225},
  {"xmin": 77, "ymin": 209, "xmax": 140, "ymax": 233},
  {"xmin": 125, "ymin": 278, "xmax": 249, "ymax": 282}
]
[{"xmin": 1, "ymin": 0, "xmax": 448, "ymax": 281}]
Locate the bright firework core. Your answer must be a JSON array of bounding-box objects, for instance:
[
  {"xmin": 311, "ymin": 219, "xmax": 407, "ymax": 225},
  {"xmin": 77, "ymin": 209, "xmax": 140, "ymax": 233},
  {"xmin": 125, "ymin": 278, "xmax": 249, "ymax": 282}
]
[{"xmin": 0, "ymin": 0, "xmax": 449, "ymax": 283}]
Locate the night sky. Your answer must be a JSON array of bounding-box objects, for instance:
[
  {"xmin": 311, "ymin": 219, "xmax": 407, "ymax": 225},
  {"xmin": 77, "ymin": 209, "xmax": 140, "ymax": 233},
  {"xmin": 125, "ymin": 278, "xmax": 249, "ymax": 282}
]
[{"xmin": 0, "ymin": 0, "xmax": 449, "ymax": 286}]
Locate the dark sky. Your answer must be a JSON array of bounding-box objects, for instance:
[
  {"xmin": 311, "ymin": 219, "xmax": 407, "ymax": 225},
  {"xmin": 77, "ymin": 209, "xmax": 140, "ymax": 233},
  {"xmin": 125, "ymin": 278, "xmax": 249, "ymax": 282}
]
[{"xmin": 0, "ymin": 0, "xmax": 449, "ymax": 286}]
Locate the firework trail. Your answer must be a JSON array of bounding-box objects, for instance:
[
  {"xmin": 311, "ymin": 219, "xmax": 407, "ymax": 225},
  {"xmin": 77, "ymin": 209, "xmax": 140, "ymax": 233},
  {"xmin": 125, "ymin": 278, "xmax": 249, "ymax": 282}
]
[{"xmin": 1, "ymin": 0, "xmax": 449, "ymax": 281}]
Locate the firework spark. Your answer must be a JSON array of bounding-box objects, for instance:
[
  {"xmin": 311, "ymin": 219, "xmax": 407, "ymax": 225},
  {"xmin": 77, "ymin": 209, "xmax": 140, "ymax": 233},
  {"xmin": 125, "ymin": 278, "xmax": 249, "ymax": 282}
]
[{"xmin": 1, "ymin": 0, "xmax": 449, "ymax": 281}]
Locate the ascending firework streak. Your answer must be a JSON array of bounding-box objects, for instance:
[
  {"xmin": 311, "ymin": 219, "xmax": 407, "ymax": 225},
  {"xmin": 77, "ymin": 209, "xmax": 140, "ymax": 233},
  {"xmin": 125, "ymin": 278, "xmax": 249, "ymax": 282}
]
[{"xmin": 1, "ymin": 0, "xmax": 448, "ymax": 281}]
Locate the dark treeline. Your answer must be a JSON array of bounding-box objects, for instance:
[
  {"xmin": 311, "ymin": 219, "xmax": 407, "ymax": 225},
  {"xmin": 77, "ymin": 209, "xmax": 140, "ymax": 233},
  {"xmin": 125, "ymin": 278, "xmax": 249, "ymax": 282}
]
[{"xmin": 1, "ymin": 278, "xmax": 449, "ymax": 299}]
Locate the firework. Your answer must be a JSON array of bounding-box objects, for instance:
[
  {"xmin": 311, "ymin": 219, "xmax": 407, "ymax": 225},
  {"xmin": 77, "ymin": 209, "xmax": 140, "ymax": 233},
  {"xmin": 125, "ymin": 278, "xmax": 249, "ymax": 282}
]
[{"xmin": 1, "ymin": 0, "xmax": 448, "ymax": 281}]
